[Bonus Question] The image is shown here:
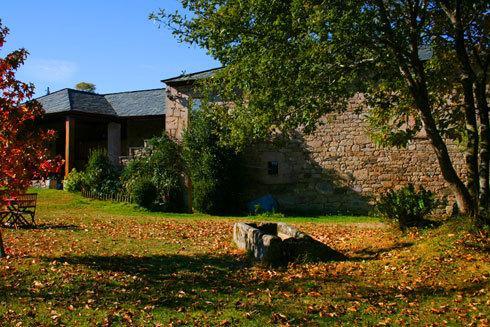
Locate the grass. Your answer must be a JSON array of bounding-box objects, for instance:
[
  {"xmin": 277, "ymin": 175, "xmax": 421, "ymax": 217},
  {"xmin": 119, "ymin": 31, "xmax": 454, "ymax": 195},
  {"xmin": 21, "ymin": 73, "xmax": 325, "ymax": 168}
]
[{"xmin": 0, "ymin": 189, "xmax": 488, "ymax": 326}]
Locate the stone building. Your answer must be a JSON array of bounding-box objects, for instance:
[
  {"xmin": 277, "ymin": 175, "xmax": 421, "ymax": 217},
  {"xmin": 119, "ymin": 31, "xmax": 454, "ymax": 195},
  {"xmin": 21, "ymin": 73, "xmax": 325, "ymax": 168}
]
[
  {"xmin": 163, "ymin": 69, "xmax": 466, "ymax": 215},
  {"xmin": 36, "ymin": 88, "xmax": 165, "ymax": 176}
]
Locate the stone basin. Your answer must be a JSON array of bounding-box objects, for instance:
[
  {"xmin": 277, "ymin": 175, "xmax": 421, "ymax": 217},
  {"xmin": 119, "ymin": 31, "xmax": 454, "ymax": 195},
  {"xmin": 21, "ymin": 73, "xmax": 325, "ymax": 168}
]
[{"xmin": 233, "ymin": 222, "xmax": 344, "ymax": 265}]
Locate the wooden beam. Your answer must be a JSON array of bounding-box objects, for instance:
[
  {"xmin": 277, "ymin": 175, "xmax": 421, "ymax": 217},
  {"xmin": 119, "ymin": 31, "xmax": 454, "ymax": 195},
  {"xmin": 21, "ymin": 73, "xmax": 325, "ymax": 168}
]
[{"xmin": 64, "ymin": 116, "xmax": 75, "ymax": 176}]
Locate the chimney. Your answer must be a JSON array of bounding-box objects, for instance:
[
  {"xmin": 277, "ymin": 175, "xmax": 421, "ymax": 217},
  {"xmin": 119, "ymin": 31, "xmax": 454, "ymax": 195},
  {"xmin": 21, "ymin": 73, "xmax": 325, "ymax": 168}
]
[{"xmin": 46, "ymin": 87, "xmax": 50, "ymax": 95}]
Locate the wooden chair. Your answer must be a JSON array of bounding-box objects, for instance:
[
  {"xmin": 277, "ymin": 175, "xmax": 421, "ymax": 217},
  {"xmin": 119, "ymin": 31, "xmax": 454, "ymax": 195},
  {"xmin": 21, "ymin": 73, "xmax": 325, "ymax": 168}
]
[
  {"xmin": 1, "ymin": 193, "xmax": 38, "ymax": 227},
  {"xmin": 0, "ymin": 191, "xmax": 9, "ymax": 225}
]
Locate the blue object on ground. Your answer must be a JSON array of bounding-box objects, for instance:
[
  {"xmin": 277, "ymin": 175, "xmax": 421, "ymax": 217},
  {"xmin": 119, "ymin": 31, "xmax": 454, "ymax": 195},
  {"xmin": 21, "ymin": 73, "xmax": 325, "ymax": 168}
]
[{"xmin": 247, "ymin": 194, "xmax": 278, "ymax": 213}]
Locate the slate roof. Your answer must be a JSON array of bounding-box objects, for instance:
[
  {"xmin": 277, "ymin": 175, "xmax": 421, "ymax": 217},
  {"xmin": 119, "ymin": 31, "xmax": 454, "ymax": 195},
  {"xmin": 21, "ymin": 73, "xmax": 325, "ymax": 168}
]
[
  {"xmin": 105, "ymin": 89, "xmax": 166, "ymax": 117},
  {"xmin": 36, "ymin": 89, "xmax": 73, "ymax": 114},
  {"xmin": 162, "ymin": 67, "xmax": 221, "ymax": 84},
  {"xmin": 69, "ymin": 91, "xmax": 116, "ymax": 116},
  {"xmin": 35, "ymin": 88, "xmax": 165, "ymax": 118}
]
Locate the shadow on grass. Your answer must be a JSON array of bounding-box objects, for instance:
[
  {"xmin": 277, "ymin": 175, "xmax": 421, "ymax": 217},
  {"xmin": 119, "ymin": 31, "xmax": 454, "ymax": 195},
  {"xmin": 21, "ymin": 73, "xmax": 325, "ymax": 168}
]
[
  {"xmin": 335, "ymin": 280, "xmax": 489, "ymax": 305},
  {"xmin": 392, "ymin": 219, "xmax": 443, "ymax": 232},
  {"xmin": 354, "ymin": 242, "xmax": 414, "ymax": 259},
  {"xmin": 1, "ymin": 251, "xmax": 487, "ymax": 325},
  {"xmin": 2, "ymin": 253, "xmax": 265, "ymax": 311}
]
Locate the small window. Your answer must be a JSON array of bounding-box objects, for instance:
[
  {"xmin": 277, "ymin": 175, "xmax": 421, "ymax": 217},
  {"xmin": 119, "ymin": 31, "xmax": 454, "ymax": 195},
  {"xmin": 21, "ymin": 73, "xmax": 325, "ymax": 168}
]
[{"xmin": 268, "ymin": 161, "xmax": 279, "ymax": 175}]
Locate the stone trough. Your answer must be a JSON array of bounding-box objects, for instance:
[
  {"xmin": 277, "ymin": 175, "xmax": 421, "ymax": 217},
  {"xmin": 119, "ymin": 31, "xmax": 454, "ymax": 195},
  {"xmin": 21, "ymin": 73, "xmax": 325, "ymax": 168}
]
[{"xmin": 233, "ymin": 222, "xmax": 344, "ymax": 265}]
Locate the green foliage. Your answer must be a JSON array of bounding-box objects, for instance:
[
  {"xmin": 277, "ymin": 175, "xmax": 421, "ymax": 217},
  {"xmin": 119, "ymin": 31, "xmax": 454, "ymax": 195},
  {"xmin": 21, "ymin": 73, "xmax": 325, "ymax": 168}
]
[
  {"xmin": 75, "ymin": 82, "xmax": 96, "ymax": 93},
  {"xmin": 154, "ymin": 0, "xmax": 480, "ymax": 148},
  {"xmin": 82, "ymin": 149, "xmax": 121, "ymax": 196},
  {"xmin": 154, "ymin": 0, "xmax": 490, "ymax": 221},
  {"xmin": 63, "ymin": 168, "xmax": 86, "ymax": 193},
  {"xmin": 121, "ymin": 134, "xmax": 185, "ymax": 211},
  {"xmin": 183, "ymin": 110, "xmax": 242, "ymax": 214},
  {"xmin": 377, "ymin": 184, "xmax": 439, "ymax": 230},
  {"xmin": 365, "ymin": 89, "xmax": 422, "ymax": 148},
  {"xmin": 131, "ymin": 179, "xmax": 158, "ymax": 209}
]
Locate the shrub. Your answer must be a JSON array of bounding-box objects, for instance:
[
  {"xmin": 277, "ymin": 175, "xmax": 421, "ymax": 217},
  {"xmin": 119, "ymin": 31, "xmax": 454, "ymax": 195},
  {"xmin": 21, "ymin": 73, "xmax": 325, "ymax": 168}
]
[
  {"xmin": 377, "ymin": 184, "xmax": 438, "ymax": 230},
  {"xmin": 191, "ymin": 178, "xmax": 219, "ymax": 214},
  {"xmin": 121, "ymin": 134, "xmax": 185, "ymax": 211},
  {"xmin": 81, "ymin": 149, "xmax": 121, "ymax": 196},
  {"xmin": 63, "ymin": 150, "xmax": 121, "ymax": 196},
  {"xmin": 63, "ymin": 168, "xmax": 86, "ymax": 192},
  {"xmin": 183, "ymin": 110, "xmax": 243, "ymax": 214},
  {"xmin": 131, "ymin": 178, "xmax": 158, "ymax": 209}
]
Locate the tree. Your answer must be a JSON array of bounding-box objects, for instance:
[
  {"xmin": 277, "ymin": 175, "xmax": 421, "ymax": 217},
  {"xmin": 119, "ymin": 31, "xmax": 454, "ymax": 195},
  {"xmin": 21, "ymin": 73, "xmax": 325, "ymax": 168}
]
[
  {"xmin": 154, "ymin": 0, "xmax": 488, "ymax": 225},
  {"xmin": 183, "ymin": 109, "xmax": 242, "ymax": 214},
  {"xmin": 75, "ymin": 82, "xmax": 96, "ymax": 93},
  {"xmin": 435, "ymin": 0, "xmax": 489, "ymax": 223},
  {"xmin": 0, "ymin": 21, "xmax": 62, "ymax": 258}
]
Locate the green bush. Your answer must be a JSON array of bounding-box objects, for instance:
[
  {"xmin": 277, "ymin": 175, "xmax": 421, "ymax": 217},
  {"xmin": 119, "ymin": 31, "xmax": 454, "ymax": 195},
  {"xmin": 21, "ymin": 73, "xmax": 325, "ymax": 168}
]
[
  {"xmin": 63, "ymin": 168, "xmax": 86, "ymax": 193},
  {"xmin": 121, "ymin": 134, "xmax": 185, "ymax": 211},
  {"xmin": 377, "ymin": 184, "xmax": 438, "ymax": 230},
  {"xmin": 183, "ymin": 110, "xmax": 243, "ymax": 214},
  {"xmin": 131, "ymin": 178, "xmax": 158, "ymax": 209},
  {"xmin": 63, "ymin": 150, "xmax": 121, "ymax": 196},
  {"xmin": 83, "ymin": 149, "xmax": 121, "ymax": 196}
]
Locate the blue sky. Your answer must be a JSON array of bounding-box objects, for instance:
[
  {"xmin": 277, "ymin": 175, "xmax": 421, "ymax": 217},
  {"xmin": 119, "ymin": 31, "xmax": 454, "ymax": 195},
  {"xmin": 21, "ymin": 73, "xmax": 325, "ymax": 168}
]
[{"xmin": 1, "ymin": 0, "xmax": 219, "ymax": 97}]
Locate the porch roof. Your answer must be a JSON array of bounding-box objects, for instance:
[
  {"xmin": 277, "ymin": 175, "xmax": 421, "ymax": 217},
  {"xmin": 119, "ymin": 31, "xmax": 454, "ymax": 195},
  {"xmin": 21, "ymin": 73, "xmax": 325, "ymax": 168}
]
[
  {"xmin": 35, "ymin": 88, "xmax": 166, "ymax": 118},
  {"xmin": 162, "ymin": 67, "xmax": 221, "ymax": 85}
]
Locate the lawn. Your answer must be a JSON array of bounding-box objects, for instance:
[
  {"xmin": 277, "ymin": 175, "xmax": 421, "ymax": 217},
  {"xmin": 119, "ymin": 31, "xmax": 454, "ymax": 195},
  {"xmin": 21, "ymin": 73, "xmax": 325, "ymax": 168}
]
[{"xmin": 0, "ymin": 189, "xmax": 488, "ymax": 326}]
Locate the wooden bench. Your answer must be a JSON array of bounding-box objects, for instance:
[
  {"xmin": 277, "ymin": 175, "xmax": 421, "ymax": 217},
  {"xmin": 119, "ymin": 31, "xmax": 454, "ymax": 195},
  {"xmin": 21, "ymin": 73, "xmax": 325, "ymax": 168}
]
[
  {"xmin": 0, "ymin": 193, "xmax": 38, "ymax": 227},
  {"xmin": 0, "ymin": 190, "xmax": 9, "ymax": 223}
]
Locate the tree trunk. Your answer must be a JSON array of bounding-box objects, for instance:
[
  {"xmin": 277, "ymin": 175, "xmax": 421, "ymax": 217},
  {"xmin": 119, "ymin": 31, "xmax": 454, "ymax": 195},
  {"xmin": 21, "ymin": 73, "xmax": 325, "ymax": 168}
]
[
  {"xmin": 439, "ymin": 0, "xmax": 482, "ymax": 218},
  {"xmin": 420, "ymin": 112, "xmax": 474, "ymax": 215},
  {"xmin": 476, "ymin": 81, "xmax": 490, "ymax": 225},
  {"xmin": 377, "ymin": 0, "xmax": 474, "ymax": 215},
  {"xmin": 411, "ymin": 84, "xmax": 475, "ymax": 215},
  {"xmin": 461, "ymin": 76, "xmax": 480, "ymax": 204},
  {"xmin": 0, "ymin": 229, "xmax": 6, "ymax": 258}
]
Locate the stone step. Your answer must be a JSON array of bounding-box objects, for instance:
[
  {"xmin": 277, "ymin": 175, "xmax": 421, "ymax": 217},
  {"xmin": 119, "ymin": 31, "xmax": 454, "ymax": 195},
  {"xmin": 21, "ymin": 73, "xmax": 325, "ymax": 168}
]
[
  {"xmin": 119, "ymin": 156, "xmax": 132, "ymax": 166},
  {"xmin": 128, "ymin": 146, "xmax": 145, "ymax": 157},
  {"xmin": 121, "ymin": 139, "xmax": 153, "ymax": 165}
]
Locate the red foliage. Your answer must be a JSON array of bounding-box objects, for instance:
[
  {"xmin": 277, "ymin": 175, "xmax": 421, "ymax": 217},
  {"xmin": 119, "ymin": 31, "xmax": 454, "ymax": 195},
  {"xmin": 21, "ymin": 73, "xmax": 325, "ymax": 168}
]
[{"xmin": 0, "ymin": 21, "xmax": 63, "ymax": 194}]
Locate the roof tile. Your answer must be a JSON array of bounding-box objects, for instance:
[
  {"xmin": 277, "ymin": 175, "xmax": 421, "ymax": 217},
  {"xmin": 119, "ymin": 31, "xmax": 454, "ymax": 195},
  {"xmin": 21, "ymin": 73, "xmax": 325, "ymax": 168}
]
[{"xmin": 35, "ymin": 88, "xmax": 165, "ymax": 118}]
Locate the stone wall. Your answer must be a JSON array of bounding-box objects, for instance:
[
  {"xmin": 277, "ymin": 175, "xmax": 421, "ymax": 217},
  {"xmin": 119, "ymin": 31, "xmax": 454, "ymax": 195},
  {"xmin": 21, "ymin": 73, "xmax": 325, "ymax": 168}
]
[
  {"xmin": 242, "ymin": 107, "xmax": 466, "ymax": 215},
  {"xmin": 165, "ymin": 85, "xmax": 191, "ymax": 140},
  {"xmin": 165, "ymin": 83, "xmax": 466, "ymax": 215}
]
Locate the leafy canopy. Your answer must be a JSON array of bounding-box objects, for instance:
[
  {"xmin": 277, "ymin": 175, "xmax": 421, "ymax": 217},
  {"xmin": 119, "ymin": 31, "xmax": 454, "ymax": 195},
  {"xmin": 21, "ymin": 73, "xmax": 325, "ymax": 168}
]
[
  {"xmin": 154, "ymin": 0, "xmax": 487, "ymax": 148},
  {"xmin": 0, "ymin": 20, "xmax": 63, "ymax": 258},
  {"xmin": 0, "ymin": 20, "xmax": 62, "ymax": 193}
]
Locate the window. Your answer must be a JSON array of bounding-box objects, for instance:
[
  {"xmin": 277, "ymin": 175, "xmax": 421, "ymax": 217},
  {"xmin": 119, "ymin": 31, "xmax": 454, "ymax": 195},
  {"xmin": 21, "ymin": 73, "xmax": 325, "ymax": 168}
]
[{"xmin": 268, "ymin": 161, "xmax": 279, "ymax": 175}]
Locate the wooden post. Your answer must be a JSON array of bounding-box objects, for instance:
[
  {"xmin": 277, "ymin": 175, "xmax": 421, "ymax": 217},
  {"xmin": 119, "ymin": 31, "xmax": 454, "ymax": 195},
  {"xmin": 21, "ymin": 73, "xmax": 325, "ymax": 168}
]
[{"xmin": 65, "ymin": 116, "xmax": 75, "ymax": 177}]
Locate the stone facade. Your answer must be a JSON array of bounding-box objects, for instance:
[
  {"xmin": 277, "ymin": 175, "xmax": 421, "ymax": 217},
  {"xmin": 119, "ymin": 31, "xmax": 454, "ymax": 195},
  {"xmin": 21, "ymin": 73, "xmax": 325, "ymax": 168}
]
[
  {"xmin": 242, "ymin": 107, "xmax": 465, "ymax": 215},
  {"xmin": 165, "ymin": 85, "xmax": 192, "ymax": 140},
  {"xmin": 165, "ymin": 83, "xmax": 466, "ymax": 216}
]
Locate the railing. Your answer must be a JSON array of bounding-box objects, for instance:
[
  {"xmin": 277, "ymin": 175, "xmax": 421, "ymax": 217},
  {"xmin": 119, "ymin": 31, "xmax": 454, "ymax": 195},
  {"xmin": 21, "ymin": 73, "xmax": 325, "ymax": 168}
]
[{"xmin": 81, "ymin": 190, "xmax": 134, "ymax": 204}]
